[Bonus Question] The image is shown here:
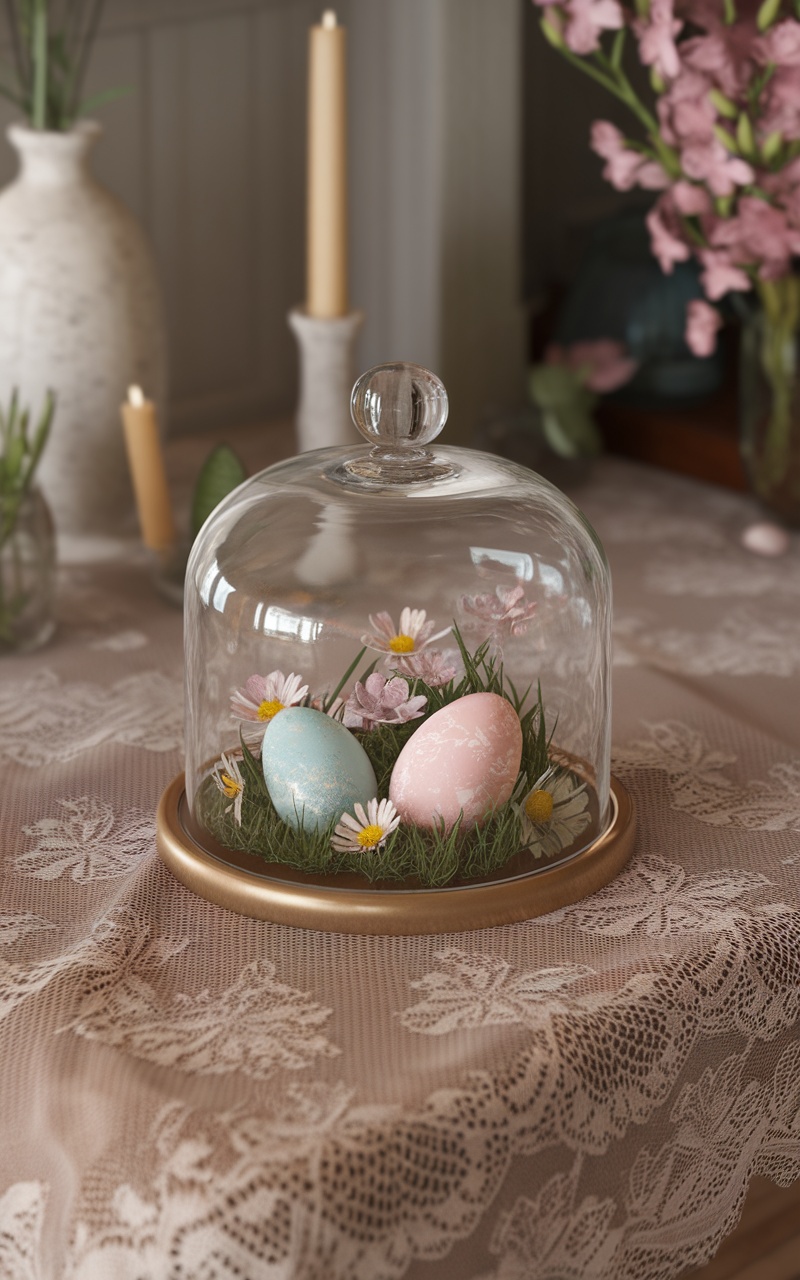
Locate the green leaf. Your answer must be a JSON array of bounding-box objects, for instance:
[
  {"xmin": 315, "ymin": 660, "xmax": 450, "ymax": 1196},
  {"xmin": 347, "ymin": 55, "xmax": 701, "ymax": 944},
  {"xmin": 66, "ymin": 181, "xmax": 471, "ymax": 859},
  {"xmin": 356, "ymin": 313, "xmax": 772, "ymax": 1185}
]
[
  {"xmin": 713, "ymin": 123, "xmax": 738, "ymax": 154},
  {"xmin": 709, "ymin": 88, "xmax": 738, "ymax": 120},
  {"xmin": 757, "ymin": 0, "xmax": 782, "ymax": 30},
  {"xmin": 736, "ymin": 112, "xmax": 756, "ymax": 156},
  {"xmin": 540, "ymin": 405, "xmax": 603, "ymax": 460},
  {"xmin": 609, "ymin": 28, "xmax": 626, "ymax": 73},
  {"xmin": 761, "ymin": 129, "xmax": 783, "ymax": 163},
  {"xmin": 190, "ymin": 443, "xmax": 247, "ymax": 539},
  {"xmin": 540, "ymin": 14, "xmax": 564, "ymax": 50},
  {"xmin": 75, "ymin": 85, "xmax": 132, "ymax": 118}
]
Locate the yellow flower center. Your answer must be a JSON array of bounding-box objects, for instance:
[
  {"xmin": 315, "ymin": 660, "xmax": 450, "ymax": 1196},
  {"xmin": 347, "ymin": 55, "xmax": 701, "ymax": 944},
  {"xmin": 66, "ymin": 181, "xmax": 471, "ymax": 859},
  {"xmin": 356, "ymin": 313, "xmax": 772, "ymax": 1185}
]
[
  {"xmin": 257, "ymin": 698, "xmax": 284, "ymax": 721},
  {"xmin": 357, "ymin": 824, "xmax": 385, "ymax": 849},
  {"xmin": 525, "ymin": 790, "xmax": 554, "ymax": 823},
  {"xmin": 220, "ymin": 772, "xmax": 242, "ymax": 799},
  {"xmin": 389, "ymin": 633, "xmax": 415, "ymax": 654}
]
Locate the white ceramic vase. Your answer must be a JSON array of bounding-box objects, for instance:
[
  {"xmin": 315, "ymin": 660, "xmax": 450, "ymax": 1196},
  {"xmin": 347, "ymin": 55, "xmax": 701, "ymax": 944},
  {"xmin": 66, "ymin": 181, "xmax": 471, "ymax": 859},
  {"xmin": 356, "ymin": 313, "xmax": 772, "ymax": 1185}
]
[{"xmin": 0, "ymin": 121, "xmax": 168, "ymax": 537}]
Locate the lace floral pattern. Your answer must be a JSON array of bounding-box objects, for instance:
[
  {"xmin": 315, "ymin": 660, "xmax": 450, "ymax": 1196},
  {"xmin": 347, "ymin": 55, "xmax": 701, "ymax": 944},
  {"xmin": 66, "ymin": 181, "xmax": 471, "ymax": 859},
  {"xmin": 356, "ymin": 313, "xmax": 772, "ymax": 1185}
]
[
  {"xmin": 2, "ymin": 458, "xmax": 799, "ymax": 1279},
  {"xmin": 0, "ymin": 668, "xmax": 183, "ymax": 766},
  {"xmin": 614, "ymin": 721, "xmax": 800, "ymax": 829},
  {"xmin": 16, "ymin": 796, "xmax": 156, "ymax": 881},
  {"xmin": 613, "ymin": 608, "xmax": 800, "ymax": 676},
  {"xmin": 68, "ymin": 956, "xmax": 341, "ymax": 1078},
  {"xmin": 0, "ymin": 1182, "xmax": 47, "ymax": 1280}
]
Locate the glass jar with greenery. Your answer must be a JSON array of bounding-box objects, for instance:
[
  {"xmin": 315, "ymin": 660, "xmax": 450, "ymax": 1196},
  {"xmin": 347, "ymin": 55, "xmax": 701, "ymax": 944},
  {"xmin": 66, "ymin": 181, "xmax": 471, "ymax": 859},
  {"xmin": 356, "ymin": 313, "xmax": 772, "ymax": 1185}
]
[{"xmin": 0, "ymin": 389, "xmax": 56, "ymax": 653}]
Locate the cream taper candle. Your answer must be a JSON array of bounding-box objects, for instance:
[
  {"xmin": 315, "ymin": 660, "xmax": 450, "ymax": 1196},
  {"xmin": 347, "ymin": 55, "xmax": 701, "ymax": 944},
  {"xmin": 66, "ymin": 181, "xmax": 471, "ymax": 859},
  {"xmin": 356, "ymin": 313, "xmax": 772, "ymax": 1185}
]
[
  {"xmin": 121, "ymin": 385, "xmax": 176, "ymax": 551},
  {"xmin": 306, "ymin": 9, "xmax": 348, "ymax": 318}
]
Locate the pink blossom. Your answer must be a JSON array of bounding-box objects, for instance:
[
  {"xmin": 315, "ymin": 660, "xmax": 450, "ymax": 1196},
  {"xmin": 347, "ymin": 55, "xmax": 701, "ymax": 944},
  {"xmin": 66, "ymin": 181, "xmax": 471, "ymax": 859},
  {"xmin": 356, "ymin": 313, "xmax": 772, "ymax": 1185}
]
[
  {"xmin": 590, "ymin": 121, "xmax": 668, "ymax": 191},
  {"xmin": 390, "ymin": 649, "xmax": 458, "ymax": 687},
  {"xmin": 710, "ymin": 197, "xmax": 800, "ymax": 281},
  {"xmin": 563, "ymin": 0, "xmax": 624, "ymax": 56},
  {"xmin": 646, "ymin": 201, "xmax": 691, "ymax": 273},
  {"xmin": 762, "ymin": 156, "xmax": 800, "ymax": 227},
  {"xmin": 758, "ymin": 65, "xmax": 800, "ymax": 138},
  {"xmin": 657, "ymin": 70, "xmax": 717, "ymax": 148},
  {"xmin": 671, "ymin": 180, "xmax": 712, "ymax": 216},
  {"xmin": 698, "ymin": 249, "xmax": 751, "ymax": 300},
  {"xmin": 757, "ymin": 19, "xmax": 800, "ymax": 67},
  {"xmin": 633, "ymin": 0, "xmax": 683, "ymax": 82},
  {"xmin": 545, "ymin": 339, "xmax": 638, "ymax": 392},
  {"xmin": 460, "ymin": 585, "xmax": 537, "ymax": 639},
  {"xmin": 680, "ymin": 139, "xmax": 754, "ymax": 197},
  {"xmin": 685, "ymin": 299, "xmax": 722, "ymax": 357},
  {"xmin": 342, "ymin": 673, "xmax": 427, "ymax": 731},
  {"xmin": 681, "ymin": 23, "xmax": 759, "ymax": 101}
]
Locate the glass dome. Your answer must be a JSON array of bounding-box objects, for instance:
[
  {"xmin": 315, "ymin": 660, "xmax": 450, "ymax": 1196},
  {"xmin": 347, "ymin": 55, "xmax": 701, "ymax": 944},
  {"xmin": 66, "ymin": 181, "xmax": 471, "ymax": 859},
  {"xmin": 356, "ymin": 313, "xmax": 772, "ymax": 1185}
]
[{"xmin": 182, "ymin": 362, "xmax": 613, "ymax": 898}]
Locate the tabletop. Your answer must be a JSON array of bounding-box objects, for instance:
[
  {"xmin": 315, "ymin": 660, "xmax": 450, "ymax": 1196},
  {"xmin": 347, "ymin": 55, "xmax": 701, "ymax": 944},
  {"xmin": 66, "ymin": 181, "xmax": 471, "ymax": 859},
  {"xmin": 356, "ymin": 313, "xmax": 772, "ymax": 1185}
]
[{"xmin": 1, "ymin": 454, "xmax": 799, "ymax": 1280}]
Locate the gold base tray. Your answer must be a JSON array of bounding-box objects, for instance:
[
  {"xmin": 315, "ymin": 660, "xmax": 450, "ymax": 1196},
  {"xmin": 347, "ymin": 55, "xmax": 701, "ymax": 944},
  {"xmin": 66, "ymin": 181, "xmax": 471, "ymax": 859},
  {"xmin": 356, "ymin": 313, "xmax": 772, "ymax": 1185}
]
[{"xmin": 156, "ymin": 774, "xmax": 635, "ymax": 935}]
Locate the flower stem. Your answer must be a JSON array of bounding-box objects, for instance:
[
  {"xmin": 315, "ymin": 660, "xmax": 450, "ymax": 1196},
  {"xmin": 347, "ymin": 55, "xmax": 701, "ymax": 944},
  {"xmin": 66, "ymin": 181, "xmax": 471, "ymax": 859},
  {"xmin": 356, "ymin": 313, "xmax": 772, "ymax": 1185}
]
[{"xmin": 753, "ymin": 276, "xmax": 800, "ymax": 493}]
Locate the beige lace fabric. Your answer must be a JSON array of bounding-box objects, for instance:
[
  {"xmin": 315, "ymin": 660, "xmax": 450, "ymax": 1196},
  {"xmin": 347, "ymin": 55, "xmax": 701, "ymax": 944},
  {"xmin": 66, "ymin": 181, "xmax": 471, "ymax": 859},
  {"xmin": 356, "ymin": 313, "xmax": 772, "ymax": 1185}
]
[{"xmin": 2, "ymin": 457, "xmax": 799, "ymax": 1280}]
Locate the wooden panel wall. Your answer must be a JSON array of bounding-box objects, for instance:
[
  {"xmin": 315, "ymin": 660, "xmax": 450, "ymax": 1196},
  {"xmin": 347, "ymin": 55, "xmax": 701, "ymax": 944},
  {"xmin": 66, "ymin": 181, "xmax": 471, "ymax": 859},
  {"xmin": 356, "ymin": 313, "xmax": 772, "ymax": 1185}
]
[{"xmin": 0, "ymin": 0, "xmax": 526, "ymax": 445}]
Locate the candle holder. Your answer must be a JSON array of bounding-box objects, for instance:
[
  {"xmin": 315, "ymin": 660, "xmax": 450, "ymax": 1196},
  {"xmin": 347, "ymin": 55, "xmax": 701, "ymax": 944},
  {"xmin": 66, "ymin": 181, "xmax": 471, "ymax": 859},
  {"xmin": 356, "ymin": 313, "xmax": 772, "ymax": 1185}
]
[{"xmin": 288, "ymin": 307, "xmax": 364, "ymax": 451}]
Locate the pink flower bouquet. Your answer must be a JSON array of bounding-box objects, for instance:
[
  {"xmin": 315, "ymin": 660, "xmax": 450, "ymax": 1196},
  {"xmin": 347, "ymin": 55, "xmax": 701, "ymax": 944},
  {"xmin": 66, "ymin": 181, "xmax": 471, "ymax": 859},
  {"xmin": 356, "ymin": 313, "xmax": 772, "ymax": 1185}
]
[{"xmin": 533, "ymin": 0, "xmax": 800, "ymax": 513}]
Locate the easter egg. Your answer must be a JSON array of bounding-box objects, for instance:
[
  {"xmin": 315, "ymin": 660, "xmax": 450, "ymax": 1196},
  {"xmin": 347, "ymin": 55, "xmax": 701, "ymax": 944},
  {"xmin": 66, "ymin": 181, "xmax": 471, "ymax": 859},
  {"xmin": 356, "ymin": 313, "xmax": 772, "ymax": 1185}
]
[
  {"xmin": 389, "ymin": 692, "xmax": 522, "ymax": 832},
  {"xmin": 262, "ymin": 706, "xmax": 377, "ymax": 833}
]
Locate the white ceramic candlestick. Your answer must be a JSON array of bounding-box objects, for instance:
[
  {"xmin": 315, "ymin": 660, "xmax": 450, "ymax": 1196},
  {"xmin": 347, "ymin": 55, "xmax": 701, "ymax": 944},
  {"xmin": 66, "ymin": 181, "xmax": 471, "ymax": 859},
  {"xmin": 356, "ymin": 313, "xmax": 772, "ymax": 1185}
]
[{"xmin": 288, "ymin": 306, "xmax": 363, "ymax": 451}]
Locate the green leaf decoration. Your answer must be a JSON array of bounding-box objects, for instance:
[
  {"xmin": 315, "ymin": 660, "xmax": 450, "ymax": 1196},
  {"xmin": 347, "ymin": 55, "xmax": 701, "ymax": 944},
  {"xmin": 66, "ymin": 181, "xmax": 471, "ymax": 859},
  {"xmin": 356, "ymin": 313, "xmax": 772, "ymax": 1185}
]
[
  {"xmin": 529, "ymin": 365, "xmax": 602, "ymax": 459},
  {"xmin": 190, "ymin": 444, "xmax": 247, "ymax": 539}
]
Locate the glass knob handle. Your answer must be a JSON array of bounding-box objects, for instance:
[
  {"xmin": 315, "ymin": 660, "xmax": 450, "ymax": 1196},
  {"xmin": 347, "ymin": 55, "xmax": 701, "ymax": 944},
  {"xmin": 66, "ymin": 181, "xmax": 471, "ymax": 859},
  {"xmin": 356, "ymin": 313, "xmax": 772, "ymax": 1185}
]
[{"xmin": 350, "ymin": 362, "xmax": 449, "ymax": 449}]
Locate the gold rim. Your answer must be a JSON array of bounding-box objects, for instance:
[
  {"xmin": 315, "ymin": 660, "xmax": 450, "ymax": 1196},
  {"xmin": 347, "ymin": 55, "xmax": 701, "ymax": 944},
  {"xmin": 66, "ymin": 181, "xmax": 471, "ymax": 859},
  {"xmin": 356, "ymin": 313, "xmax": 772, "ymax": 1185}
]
[{"xmin": 156, "ymin": 774, "xmax": 635, "ymax": 936}]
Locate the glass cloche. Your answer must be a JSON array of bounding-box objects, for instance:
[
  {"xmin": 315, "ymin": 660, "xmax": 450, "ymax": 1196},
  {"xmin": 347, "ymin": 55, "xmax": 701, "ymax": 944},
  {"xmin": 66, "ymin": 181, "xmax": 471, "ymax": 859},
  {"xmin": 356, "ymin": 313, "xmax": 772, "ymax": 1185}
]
[{"xmin": 163, "ymin": 362, "xmax": 633, "ymax": 933}]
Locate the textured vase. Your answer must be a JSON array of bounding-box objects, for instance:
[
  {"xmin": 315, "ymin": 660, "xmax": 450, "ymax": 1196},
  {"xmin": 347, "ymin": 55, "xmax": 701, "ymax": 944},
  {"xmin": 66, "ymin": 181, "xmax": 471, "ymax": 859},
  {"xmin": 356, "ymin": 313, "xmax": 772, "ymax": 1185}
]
[{"xmin": 0, "ymin": 122, "xmax": 168, "ymax": 536}]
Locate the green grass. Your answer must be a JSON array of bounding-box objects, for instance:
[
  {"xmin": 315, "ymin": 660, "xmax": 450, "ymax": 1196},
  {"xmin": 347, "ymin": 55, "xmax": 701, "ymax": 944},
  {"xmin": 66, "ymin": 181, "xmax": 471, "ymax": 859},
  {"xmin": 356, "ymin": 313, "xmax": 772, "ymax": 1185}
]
[{"xmin": 197, "ymin": 627, "xmax": 576, "ymax": 889}]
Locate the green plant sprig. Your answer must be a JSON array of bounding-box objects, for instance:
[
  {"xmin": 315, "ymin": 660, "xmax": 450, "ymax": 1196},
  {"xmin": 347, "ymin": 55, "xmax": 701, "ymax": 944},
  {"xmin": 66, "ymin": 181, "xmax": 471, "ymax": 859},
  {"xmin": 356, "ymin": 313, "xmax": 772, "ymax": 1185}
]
[
  {"xmin": 1, "ymin": 0, "xmax": 125, "ymax": 131},
  {"xmin": 0, "ymin": 387, "xmax": 55, "ymax": 545}
]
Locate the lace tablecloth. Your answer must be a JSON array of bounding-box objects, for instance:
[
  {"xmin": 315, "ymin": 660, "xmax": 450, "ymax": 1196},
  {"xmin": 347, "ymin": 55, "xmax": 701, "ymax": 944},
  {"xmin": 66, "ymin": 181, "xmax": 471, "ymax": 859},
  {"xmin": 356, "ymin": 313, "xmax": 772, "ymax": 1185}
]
[{"xmin": 2, "ymin": 457, "xmax": 799, "ymax": 1280}]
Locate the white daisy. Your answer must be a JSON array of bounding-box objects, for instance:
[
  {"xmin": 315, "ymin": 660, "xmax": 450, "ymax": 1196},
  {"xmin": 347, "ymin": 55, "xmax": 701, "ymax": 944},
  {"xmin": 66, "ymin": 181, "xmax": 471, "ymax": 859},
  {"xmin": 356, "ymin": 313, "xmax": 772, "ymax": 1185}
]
[
  {"xmin": 361, "ymin": 607, "xmax": 451, "ymax": 657},
  {"xmin": 331, "ymin": 798, "xmax": 401, "ymax": 853},
  {"xmin": 230, "ymin": 671, "xmax": 308, "ymax": 724},
  {"xmin": 211, "ymin": 752, "xmax": 245, "ymax": 826},
  {"xmin": 517, "ymin": 766, "xmax": 591, "ymax": 858}
]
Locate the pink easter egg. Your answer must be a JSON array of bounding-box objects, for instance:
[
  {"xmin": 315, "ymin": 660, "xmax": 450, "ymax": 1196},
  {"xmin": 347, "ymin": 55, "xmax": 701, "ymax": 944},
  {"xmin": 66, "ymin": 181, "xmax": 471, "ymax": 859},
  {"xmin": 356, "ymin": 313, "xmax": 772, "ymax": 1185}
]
[{"xmin": 389, "ymin": 692, "xmax": 523, "ymax": 832}]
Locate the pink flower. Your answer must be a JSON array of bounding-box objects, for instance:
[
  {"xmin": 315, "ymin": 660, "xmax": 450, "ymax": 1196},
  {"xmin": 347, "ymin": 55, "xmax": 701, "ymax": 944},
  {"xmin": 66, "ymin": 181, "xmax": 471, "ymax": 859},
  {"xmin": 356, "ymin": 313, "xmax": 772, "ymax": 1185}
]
[
  {"xmin": 671, "ymin": 180, "xmax": 712, "ymax": 216},
  {"xmin": 591, "ymin": 121, "xmax": 668, "ymax": 192},
  {"xmin": 681, "ymin": 24, "xmax": 759, "ymax": 101},
  {"xmin": 757, "ymin": 19, "xmax": 800, "ymax": 67},
  {"xmin": 646, "ymin": 201, "xmax": 691, "ymax": 273},
  {"xmin": 634, "ymin": 0, "xmax": 683, "ymax": 82},
  {"xmin": 685, "ymin": 299, "xmax": 722, "ymax": 356},
  {"xmin": 342, "ymin": 673, "xmax": 427, "ymax": 731},
  {"xmin": 545, "ymin": 340, "xmax": 638, "ymax": 392},
  {"xmin": 657, "ymin": 69, "xmax": 716, "ymax": 148},
  {"xmin": 697, "ymin": 249, "xmax": 751, "ymax": 300},
  {"xmin": 460, "ymin": 585, "xmax": 537, "ymax": 638},
  {"xmin": 762, "ymin": 156, "xmax": 800, "ymax": 227},
  {"xmin": 760, "ymin": 70, "xmax": 800, "ymax": 137},
  {"xmin": 230, "ymin": 671, "xmax": 308, "ymax": 723},
  {"xmin": 361, "ymin": 607, "xmax": 451, "ymax": 656},
  {"xmin": 390, "ymin": 649, "xmax": 458, "ymax": 687},
  {"xmin": 710, "ymin": 197, "xmax": 800, "ymax": 281},
  {"xmin": 680, "ymin": 139, "xmax": 754, "ymax": 197},
  {"xmin": 563, "ymin": 0, "xmax": 624, "ymax": 56}
]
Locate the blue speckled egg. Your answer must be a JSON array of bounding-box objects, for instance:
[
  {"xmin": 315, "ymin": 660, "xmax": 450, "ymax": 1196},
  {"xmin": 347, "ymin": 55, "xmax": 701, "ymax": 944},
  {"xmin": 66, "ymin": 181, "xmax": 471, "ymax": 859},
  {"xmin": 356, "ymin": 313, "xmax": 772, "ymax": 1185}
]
[{"xmin": 262, "ymin": 706, "xmax": 378, "ymax": 833}]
